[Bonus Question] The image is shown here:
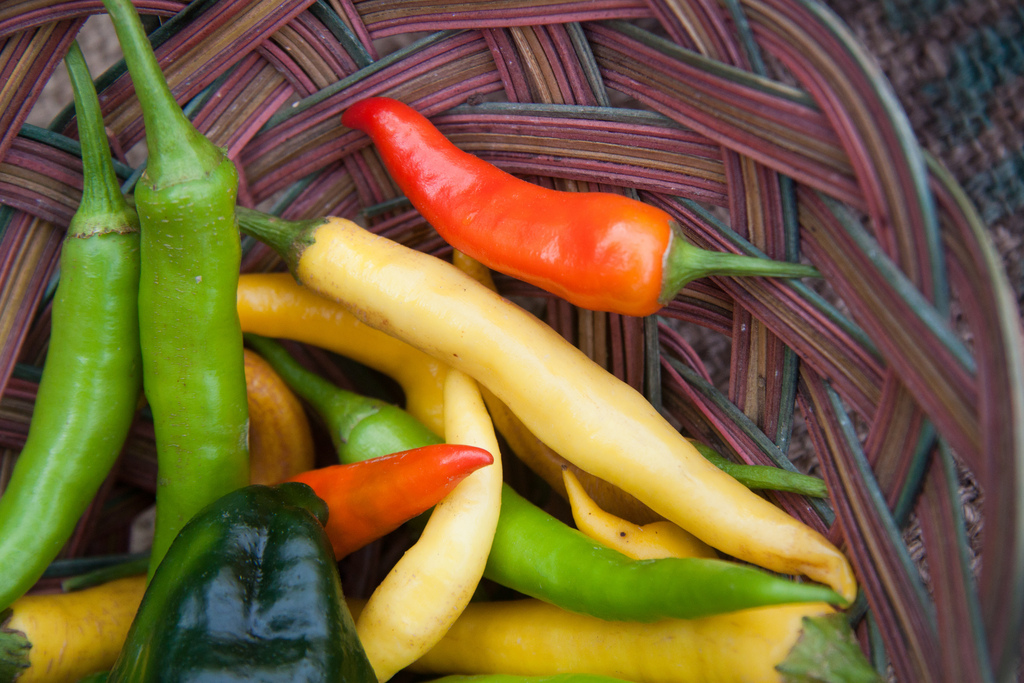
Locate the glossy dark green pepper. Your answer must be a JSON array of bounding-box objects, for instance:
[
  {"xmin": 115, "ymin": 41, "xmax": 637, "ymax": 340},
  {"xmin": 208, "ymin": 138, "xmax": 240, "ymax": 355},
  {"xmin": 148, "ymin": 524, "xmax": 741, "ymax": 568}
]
[{"xmin": 106, "ymin": 483, "xmax": 376, "ymax": 683}]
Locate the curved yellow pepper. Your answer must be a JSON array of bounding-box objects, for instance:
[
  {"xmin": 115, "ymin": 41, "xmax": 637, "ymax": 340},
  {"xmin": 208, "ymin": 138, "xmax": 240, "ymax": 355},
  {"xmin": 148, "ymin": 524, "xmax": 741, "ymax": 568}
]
[
  {"xmin": 236, "ymin": 272, "xmax": 448, "ymax": 437},
  {"xmin": 451, "ymin": 252, "xmax": 665, "ymax": 525},
  {"xmin": 2, "ymin": 575, "xmax": 146, "ymax": 682},
  {"xmin": 289, "ymin": 217, "xmax": 855, "ymax": 602},
  {"xmin": 561, "ymin": 468, "xmax": 717, "ymax": 560},
  {"xmin": 355, "ymin": 369, "xmax": 503, "ymax": 681}
]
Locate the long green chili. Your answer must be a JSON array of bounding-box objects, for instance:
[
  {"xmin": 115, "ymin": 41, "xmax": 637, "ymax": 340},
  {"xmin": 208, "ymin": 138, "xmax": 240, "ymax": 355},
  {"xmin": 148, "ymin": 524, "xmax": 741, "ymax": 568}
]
[
  {"xmin": 250, "ymin": 335, "xmax": 843, "ymax": 620},
  {"xmin": 0, "ymin": 41, "xmax": 142, "ymax": 611},
  {"xmin": 484, "ymin": 484, "xmax": 840, "ymax": 621},
  {"xmin": 102, "ymin": 0, "xmax": 249, "ymax": 571}
]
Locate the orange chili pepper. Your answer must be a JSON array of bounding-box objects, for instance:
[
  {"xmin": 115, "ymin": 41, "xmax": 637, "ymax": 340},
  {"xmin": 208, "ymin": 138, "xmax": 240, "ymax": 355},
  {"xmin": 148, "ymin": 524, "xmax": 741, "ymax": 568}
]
[
  {"xmin": 342, "ymin": 97, "xmax": 818, "ymax": 317},
  {"xmin": 287, "ymin": 444, "xmax": 493, "ymax": 559}
]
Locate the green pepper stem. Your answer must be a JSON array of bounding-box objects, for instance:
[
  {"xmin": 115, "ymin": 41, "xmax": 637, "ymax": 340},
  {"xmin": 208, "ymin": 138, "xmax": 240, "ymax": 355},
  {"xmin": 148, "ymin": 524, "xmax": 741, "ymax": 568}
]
[
  {"xmin": 776, "ymin": 613, "xmax": 883, "ymax": 682},
  {"xmin": 0, "ymin": 608, "xmax": 30, "ymax": 681},
  {"xmin": 235, "ymin": 207, "xmax": 320, "ymax": 273},
  {"xmin": 64, "ymin": 41, "xmax": 138, "ymax": 238},
  {"xmin": 60, "ymin": 555, "xmax": 149, "ymax": 593},
  {"xmin": 688, "ymin": 439, "xmax": 829, "ymax": 498},
  {"xmin": 660, "ymin": 224, "xmax": 819, "ymax": 305},
  {"xmin": 243, "ymin": 333, "xmax": 386, "ymax": 451},
  {"xmin": 101, "ymin": 0, "xmax": 224, "ymax": 186}
]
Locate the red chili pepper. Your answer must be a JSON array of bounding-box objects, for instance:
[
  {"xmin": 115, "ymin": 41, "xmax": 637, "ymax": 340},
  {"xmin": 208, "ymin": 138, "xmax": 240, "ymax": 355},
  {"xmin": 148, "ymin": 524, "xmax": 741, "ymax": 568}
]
[
  {"xmin": 342, "ymin": 97, "xmax": 818, "ymax": 317},
  {"xmin": 287, "ymin": 444, "xmax": 493, "ymax": 559}
]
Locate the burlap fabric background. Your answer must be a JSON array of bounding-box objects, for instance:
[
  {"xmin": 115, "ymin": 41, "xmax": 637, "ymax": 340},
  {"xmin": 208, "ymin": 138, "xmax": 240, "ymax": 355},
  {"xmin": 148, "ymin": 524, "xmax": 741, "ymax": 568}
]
[{"xmin": 826, "ymin": 0, "xmax": 1024, "ymax": 310}]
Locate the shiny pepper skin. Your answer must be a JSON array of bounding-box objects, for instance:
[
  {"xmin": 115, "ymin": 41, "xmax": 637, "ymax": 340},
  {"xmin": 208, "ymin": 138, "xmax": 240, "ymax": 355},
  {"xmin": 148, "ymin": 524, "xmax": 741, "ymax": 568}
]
[
  {"xmin": 342, "ymin": 96, "xmax": 670, "ymax": 316},
  {"xmin": 107, "ymin": 483, "xmax": 376, "ymax": 683},
  {"xmin": 342, "ymin": 97, "xmax": 818, "ymax": 317}
]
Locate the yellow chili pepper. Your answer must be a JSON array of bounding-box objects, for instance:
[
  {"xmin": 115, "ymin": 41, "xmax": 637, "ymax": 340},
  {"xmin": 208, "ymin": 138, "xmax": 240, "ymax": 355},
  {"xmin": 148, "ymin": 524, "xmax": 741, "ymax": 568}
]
[
  {"xmin": 240, "ymin": 256, "xmax": 658, "ymax": 526},
  {"xmin": 237, "ymin": 272, "xmax": 447, "ymax": 437},
  {"xmin": 243, "ymin": 348, "xmax": 316, "ymax": 485},
  {"xmin": 236, "ymin": 209, "xmax": 857, "ymax": 603},
  {"xmin": 561, "ymin": 469, "xmax": 717, "ymax": 560},
  {"xmin": 239, "ymin": 265, "xmax": 655, "ymax": 524},
  {"xmin": 483, "ymin": 396, "xmax": 662, "ymax": 524},
  {"xmin": 355, "ymin": 369, "xmax": 503, "ymax": 681},
  {"xmin": 349, "ymin": 597, "xmax": 874, "ymax": 683},
  {"xmin": 0, "ymin": 575, "xmax": 146, "ymax": 682},
  {"xmin": 452, "ymin": 251, "xmax": 664, "ymax": 526}
]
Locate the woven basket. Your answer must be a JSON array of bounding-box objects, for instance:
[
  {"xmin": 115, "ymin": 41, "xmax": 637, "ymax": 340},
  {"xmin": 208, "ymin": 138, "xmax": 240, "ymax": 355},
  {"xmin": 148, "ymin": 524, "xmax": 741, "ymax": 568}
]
[{"xmin": 1, "ymin": 1, "xmax": 1022, "ymax": 681}]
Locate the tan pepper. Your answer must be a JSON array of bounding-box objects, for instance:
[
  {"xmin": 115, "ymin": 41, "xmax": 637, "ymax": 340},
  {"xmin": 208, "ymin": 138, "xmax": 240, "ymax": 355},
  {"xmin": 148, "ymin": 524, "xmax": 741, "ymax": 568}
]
[
  {"xmin": 243, "ymin": 348, "xmax": 316, "ymax": 485},
  {"xmin": 562, "ymin": 468, "xmax": 717, "ymax": 560}
]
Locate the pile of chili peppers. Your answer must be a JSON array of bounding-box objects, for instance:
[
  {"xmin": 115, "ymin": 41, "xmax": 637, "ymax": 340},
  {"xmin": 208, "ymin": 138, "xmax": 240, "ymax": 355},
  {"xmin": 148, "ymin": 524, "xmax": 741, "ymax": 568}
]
[{"xmin": 0, "ymin": 3, "xmax": 881, "ymax": 682}]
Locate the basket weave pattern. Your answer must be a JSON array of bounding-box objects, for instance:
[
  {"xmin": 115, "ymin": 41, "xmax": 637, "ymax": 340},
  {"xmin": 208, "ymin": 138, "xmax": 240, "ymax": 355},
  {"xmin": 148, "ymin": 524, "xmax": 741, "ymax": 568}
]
[{"xmin": 1, "ymin": 1, "xmax": 1023, "ymax": 681}]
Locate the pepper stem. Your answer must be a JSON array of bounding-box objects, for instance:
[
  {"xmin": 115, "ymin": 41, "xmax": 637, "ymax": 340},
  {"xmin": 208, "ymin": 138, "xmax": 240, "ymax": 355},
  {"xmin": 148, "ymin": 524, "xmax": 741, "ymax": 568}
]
[
  {"xmin": 776, "ymin": 613, "xmax": 882, "ymax": 682},
  {"xmin": 235, "ymin": 207, "xmax": 321, "ymax": 273},
  {"xmin": 64, "ymin": 41, "xmax": 138, "ymax": 238},
  {"xmin": 660, "ymin": 223, "xmax": 819, "ymax": 306},
  {"xmin": 687, "ymin": 439, "xmax": 829, "ymax": 498},
  {"xmin": 0, "ymin": 609, "xmax": 30, "ymax": 682},
  {"xmin": 101, "ymin": 0, "xmax": 224, "ymax": 187}
]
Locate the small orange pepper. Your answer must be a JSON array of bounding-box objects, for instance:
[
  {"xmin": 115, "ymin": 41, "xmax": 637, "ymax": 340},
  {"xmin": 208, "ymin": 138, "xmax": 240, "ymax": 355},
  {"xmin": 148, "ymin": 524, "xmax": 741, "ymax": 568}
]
[{"xmin": 287, "ymin": 443, "xmax": 493, "ymax": 559}]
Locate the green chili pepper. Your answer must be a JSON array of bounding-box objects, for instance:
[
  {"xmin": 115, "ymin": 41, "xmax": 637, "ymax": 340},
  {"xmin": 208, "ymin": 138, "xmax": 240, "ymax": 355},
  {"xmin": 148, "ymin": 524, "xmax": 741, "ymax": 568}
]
[
  {"xmin": 252, "ymin": 335, "xmax": 845, "ymax": 620},
  {"xmin": 0, "ymin": 41, "xmax": 142, "ymax": 612},
  {"xmin": 102, "ymin": 0, "xmax": 249, "ymax": 571},
  {"xmin": 688, "ymin": 440, "xmax": 829, "ymax": 498},
  {"xmin": 106, "ymin": 483, "xmax": 376, "ymax": 683},
  {"xmin": 243, "ymin": 333, "xmax": 443, "ymax": 460},
  {"xmin": 485, "ymin": 484, "xmax": 841, "ymax": 621}
]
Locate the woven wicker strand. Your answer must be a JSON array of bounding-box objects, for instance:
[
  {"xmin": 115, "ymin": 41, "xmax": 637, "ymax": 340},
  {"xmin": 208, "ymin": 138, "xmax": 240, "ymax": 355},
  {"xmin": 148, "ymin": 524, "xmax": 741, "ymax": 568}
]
[{"xmin": 1, "ymin": 1, "xmax": 1023, "ymax": 682}]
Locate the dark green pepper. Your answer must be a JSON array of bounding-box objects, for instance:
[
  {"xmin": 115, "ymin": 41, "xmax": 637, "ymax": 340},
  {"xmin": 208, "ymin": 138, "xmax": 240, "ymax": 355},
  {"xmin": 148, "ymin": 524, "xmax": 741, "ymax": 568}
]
[{"xmin": 106, "ymin": 483, "xmax": 375, "ymax": 683}]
